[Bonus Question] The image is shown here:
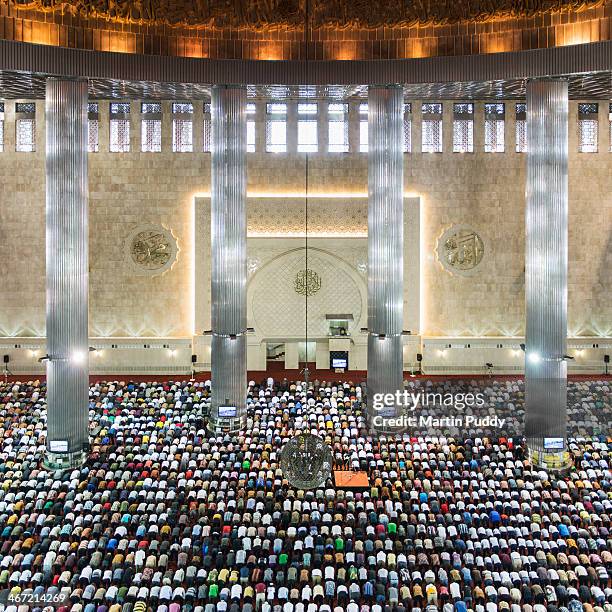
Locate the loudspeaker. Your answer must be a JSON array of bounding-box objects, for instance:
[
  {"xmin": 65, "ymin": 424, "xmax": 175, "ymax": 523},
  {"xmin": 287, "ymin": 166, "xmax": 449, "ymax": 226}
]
[
  {"xmin": 191, "ymin": 354, "xmax": 197, "ymax": 364},
  {"xmin": 3, "ymin": 355, "xmax": 9, "ymax": 364},
  {"xmin": 416, "ymin": 353, "xmax": 423, "ymax": 362},
  {"xmin": 605, "ymin": 355, "xmax": 610, "ymax": 364}
]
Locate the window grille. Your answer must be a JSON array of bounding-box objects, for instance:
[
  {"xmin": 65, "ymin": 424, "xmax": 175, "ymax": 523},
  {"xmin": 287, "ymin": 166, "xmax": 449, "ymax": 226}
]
[
  {"xmin": 15, "ymin": 102, "xmax": 36, "ymax": 152},
  {"xmin": 266, "ymin": 103, "xmax": 287, "ymax": 153},
  {"xmin": 88, "ymin": 102, "xmax": 99, "ymax": 153},
  {"xmin": 247, "ymin": 103, "xmax": 256, "ymax": 152},
  {"xmin": 297, "ymin": 103, "xmax": 318, "ymax": 153},
  {"xmin": 515, "ymin": 103, "xmax": 527, "ymax": 153},
  {"xmin": 15, "ymin": 102, "xmax": 35, "ymax": 113},
  {"xmin": 0, "ymin": 102, "xmax": 4, "ymax": 153},
  {"xmin": 141, "ymin": 102, "xmax": 162, "ymax": 152},
  {"xmin": 453, "ymin": 103, "xmax": 474, "ymax": 153},
  {"xmin": 422, "ymin": 103, "xmax": 442, "ymax": 153},
  {"xmin": 110, "ymin": 102, "xmax": 130, "ymax": 153},
  {"xmin": 172, "ymin": 102, "xmax": 193, "ymax": 153},
  {"xmin": 328, "ymin": 102, "xmax": 349, "ymax": 153},
  {"xmin": 484, "ymin": 103, "xmax": 505, "ymax": 153},
  {"xmin": 578, "ymin": 103, "xmax": 598, "ymax": 153},
  {"xmin": 403, "ymin": 103, "xmax": 412, "ymax": 153}
]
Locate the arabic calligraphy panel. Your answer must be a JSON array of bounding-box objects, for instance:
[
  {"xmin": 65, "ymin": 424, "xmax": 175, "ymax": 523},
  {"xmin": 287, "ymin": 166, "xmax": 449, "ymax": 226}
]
[
  {"xmin": 124, "ymin": 224, "xmax": 178, "ymax": 276},
  {"xmin": 436, "ymin": 225, "xmax": 486, "ymax": 277}
]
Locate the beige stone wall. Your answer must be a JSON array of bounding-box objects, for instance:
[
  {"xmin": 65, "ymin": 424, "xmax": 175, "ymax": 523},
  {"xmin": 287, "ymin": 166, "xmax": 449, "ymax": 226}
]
[
  {"xmin": 567, "ymin": 101, "xmax": 612, "ymax": 338},
  {"xmin": 0, "ymin": 99, "xmax": 609, "ymax": 345},
  {"xmin": 0, "ymin": 100, "xmax": 46, "ymax": 337},
  {"xmin": 414, "ymin": 102, "xmax": 526, "ymax": 337},
  {"xmin": 414, "ymin": 100, "xmax": 610, "ymax": 338}
]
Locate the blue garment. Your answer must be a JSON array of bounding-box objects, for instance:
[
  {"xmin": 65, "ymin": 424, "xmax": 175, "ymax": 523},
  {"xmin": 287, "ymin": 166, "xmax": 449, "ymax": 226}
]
[
  {"xmin": 461, "ymin": 567, "xmax": 472, "ymax": 584},
  {"xmin": 558, "ymin": 524, "xmax": 570, "ymax": 537}
]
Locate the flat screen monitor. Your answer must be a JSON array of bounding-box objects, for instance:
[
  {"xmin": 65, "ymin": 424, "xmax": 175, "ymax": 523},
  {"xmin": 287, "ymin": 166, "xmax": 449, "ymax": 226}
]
[
  {"xmin": 543, "ymin": 437, "xmax": 564, "ymax": 450},
  {"xmin": 218, "ymin": 405, "xmax": 237, "ymax": 418},
  {"xmin": 332, "ymin": 357, "xmax": 348, "ymax": 369}
]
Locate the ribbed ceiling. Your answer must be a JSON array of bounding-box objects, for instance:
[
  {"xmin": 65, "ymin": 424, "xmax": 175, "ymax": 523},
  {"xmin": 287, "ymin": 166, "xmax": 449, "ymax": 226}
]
[{"xmin": 1, "ymin": 71, "xmax": 611, "ymax": 100}]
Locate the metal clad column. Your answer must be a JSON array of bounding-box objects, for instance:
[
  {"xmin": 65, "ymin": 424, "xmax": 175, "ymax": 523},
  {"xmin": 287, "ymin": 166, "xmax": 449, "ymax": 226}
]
[
  {"xmin": 45, "ymin": 78, "xmax": 89, "ymax": 469},
  {"xmin": 211, "ymin": 85, "xmax": 247, "ymax": 431},
  {"xmin": 367, "ymin": 85, "xmax": 404, "ymax": 431},
  {"xmin": 525, "ymin": 79, "xmax": 569, "ymax": 466}
]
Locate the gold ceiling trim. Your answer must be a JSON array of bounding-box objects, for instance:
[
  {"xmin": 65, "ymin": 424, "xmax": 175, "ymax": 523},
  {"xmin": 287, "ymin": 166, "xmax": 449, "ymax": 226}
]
[
  {"xmin": 3, "ymin": 0, "xmax": 606, "ymax": 30},
  {"xmin": 314, "ymin": 0, "xmax": 606, "ymax": 29},
  {"xmin": 4, "ymin": 0, "xmax": 303, "ymax": 29}
]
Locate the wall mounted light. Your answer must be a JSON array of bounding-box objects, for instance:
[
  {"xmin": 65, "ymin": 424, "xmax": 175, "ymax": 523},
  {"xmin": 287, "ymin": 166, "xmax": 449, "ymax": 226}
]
[{"xmin": 72, "ymin": 350, "xmax": 86, "ymax": 364}]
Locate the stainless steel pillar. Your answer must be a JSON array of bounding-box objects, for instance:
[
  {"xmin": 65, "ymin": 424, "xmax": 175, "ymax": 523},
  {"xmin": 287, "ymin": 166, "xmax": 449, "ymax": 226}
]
[
  {"xmin": 44, "ymin": 78, "xmax": 89, "ymax": 469},
  {"xmin": 367, "ymin": 85, "xmax": 404, "ymax": 432},
  {"xmin": 210, "ymin": 85, "xmax": 247, "ymax": 432},
  {"xmin": 525, "ymin": 79, "xmax": 569, "ymax": 468}
]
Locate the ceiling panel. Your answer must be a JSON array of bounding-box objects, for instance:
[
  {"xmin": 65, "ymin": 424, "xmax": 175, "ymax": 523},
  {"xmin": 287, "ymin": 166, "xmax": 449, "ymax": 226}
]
[{"xmin": 0, "ymin": 70, "xmax": 610, "ymax": 100}]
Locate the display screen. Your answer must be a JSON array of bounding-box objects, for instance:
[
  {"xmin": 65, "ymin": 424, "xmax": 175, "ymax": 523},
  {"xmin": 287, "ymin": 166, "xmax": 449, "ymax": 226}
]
[
  {"xmin": 332, "ymin": 357, "xmax": 348, "ymax": 368},
  {"xmin": 543, "ymin": 437, "xmax": 564, "ymax": 450},
  {"xmin": 218, "ymin": 406, "xmax": 237, "ymax": 417}
]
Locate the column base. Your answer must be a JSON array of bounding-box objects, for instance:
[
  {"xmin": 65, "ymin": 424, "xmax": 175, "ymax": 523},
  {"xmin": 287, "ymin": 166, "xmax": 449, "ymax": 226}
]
[
  {"xmin": 527, "ymin": 445, "xmax": 572, "ymax": 472},
  {"xmin": 43, "ymin": 449, "xmax": 87, "ymax": 471},
  {"xmin": 208, "ymin": 416, "xmax": 245, "ymax": 435}
]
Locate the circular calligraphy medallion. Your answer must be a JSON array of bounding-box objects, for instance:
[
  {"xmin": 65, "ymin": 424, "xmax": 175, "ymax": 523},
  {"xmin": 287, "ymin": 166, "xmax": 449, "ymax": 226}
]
[
  {"xmin": 124, "ymin": 225, "xmax": 178, "ymax": 276},
  {"xmin": 436, "ymin": 225, "xmax": 486, "ymax": 276},
  {"xmin": 294, "ymin": 269, "xmax": 322, "ymax": 296}
]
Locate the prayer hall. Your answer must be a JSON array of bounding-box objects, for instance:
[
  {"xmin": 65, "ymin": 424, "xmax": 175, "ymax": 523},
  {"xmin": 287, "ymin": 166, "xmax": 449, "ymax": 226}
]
[{"xmin": 0, "ymin": 0, "xmax": 610, "ymax": 611}]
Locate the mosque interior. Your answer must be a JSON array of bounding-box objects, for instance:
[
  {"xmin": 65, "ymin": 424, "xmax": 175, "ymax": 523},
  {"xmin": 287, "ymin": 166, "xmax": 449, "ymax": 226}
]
[{"xmin": 0, "ymin": 0, "xmax": 611, "ymax": 610}]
